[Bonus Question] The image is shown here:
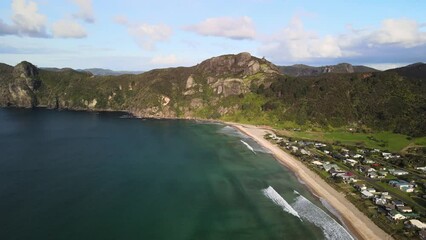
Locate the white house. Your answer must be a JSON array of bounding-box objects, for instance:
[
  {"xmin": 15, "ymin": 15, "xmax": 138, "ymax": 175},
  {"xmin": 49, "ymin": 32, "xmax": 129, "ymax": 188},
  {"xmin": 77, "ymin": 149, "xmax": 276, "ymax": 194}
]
[
  {"xmin": 408, "ymin": 219, "xmax": 426, "ymax": 229},
  {"xmin": 389, "ymin": 169, "xmax": 409, "ymax": 176},
  {"xmin": 344, "ymin": 159, "xmax": 358, "ymax": 166},
  {"xmin": 388, "ymin": 210, "xmax": 406, "ymax": 221},
  {"xmin": 361, "ymin": 190, "xmax": 374, "ymax": 199}
]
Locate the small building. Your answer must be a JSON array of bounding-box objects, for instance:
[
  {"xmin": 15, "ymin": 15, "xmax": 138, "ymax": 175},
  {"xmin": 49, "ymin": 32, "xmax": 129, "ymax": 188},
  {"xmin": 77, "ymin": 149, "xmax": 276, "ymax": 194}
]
[
  {"xmin": 388, "ymin": 210, "xmax": 406, "ymax": 221},
  {"xmin": 300, "ymin": 149, "xmax": 311, "ymax": 155},
  {"xmin": 367, "ymin": 188, "xmax": 376, "ymax": 193},
  {"xmin": 407, "ymin": 219, "xmax": 426, "ymax": 229},
  {"xmin": 354, "ymin": 183, "xmax": 367, "ymax": 191},
  {"xmin": 374, "ymin": 197, "xmax": 387, "ymax": 206},
  {"xmin": 389, "ymin": 180, "xmax": 415, "ymax": 192},
  {"xmin": 397, "ymin": 206, "xmax": 413, "ymax": 213},
  {"xmin": 311, "ymin": 160, "xmax": 323, "ymax": 166},
  {"xmin": 416, "ymin": 166, "xmax": 426, "ymax": 172},
  {"xmin": 363, "ymin": 159, "xmax": 375, "ymax": 164},
  {"xmin": 392, "ymin": 200, "xmax": 405, "ymax": 207},
  {"xmin": 361, "ymin": 190, "xmax": 374, "ymax": 199},
  {"xmin": 389, "ymin": 169, "xmax": 409, "ymax": 176},
  {"xmin": 353, "ymin": 154, "xmax": 363, "ymax": 159},
  {"xmin": 367, "ymin": 172, "xmax": 378, "ymax": 179},
  {"xmin": 344, "ymin": 159, "xmax": 358, "ymax": 166},
  {"xmin": 323, "ymin": 164, "xmax": 340, "ymax": 172}
]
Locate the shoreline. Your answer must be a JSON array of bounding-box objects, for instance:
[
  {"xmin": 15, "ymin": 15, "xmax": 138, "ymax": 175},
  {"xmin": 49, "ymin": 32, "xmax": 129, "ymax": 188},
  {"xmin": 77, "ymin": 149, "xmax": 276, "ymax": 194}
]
[
  {"xmin": 0, "ymin": 107, "xmax": 393, "ymax": 239},
  {"xmin": 229, "ymin": 122, "xmax": 392, "ymax": 240}
]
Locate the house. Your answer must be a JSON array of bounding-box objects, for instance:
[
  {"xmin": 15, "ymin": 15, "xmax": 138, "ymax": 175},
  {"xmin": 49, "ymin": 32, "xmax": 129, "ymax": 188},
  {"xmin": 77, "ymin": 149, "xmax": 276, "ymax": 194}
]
[
  {"xmin": 354, "ymin": 183, "xmax": 367, "ymax": 191},
  {"xmin": 361, "ymin": 190, "xmax": 374, "ymax": 199},
  {"xmin": 363, "ymin": 159, "xmax": 375, "ymax": 164},
  {"xmin": 311, "ymin": 160, "xmax": 323, "ymax": 166},
  {"xmin": 389, "ymin": 180, "xmax": 415, "ymax": 192},
  {"xmin": 374, "ymin": 197, "xmax": 387, "ymax": 206},
  {"xmin": 389, "ymin": 169, "xmax": 409, "ymax": 176},
  {"xmin": 397, "ymin": 206, "xmax": 413, "ymax": 213},
  {"xmin": 381, "ymin": 192, "xmax": 392, "ymax": 200},
  {"xmin": 407, "ymin": 219, "xmax": 426, "ymax": 229},
  {"xmin": 416, "ymin": 166, "xmax": 426, "ymax": 172},
  {"xmin": 323, "ymin": 164, "xmax": 339, "ymax": 172},
  {"xmin": 392, "ymin": 200, "xmax": 405, "ymax": 207},
  {"xmin": 344, "ymin": 159, "xmax": 358, "ymax": 166},
  {"xmin": 330, "ymin": 169, "xmax": 346, "ymax": 177},
  {"xmin": 367, "ymin": 172, "xmax": 378, "ymax": 179},
  {"xmin": 300, "ymin": 149, "xmax": 311, "ymax": 155},
  {"xmin": 337, "ymin": 172, "xmax": 356, "ymax": 183},
  {"xmin": 332, "ymin": 153, "xmax": 345, "ymax": 160},
  {"xmin": 382, "ymin": 152, "xmax": 392, "ymax": 159},
  {"xmin": 291, "ymin": 146, "xmax": 299, "ymax": 152},
  {"xmin": 388, "ymin": 210, "xmax": 406, "ymax": 221}
]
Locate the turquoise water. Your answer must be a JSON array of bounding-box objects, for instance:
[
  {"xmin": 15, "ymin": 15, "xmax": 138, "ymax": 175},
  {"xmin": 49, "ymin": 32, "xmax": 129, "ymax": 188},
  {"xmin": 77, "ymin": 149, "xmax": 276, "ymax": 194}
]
[{"xmin": 0, "ymin": 108, "xmax": 353, "ymax": 240}]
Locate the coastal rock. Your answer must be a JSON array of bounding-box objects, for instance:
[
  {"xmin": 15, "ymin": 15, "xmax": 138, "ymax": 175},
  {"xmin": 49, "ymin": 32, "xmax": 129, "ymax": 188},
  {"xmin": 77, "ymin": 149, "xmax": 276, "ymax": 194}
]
[
  {"xmin": 186, "ymin": 75, "xmax": 195, "ymax": 89},
  {"xmin": 196, "ymin": 52, "xmax": 279, "ymax": 77}
]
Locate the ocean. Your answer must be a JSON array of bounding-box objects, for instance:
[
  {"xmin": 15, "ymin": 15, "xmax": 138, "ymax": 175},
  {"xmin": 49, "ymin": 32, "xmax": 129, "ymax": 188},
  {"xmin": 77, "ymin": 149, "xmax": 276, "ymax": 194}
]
[{"xmin": 0, "ymin": 108, "xmax": 354, "ymax": 240}]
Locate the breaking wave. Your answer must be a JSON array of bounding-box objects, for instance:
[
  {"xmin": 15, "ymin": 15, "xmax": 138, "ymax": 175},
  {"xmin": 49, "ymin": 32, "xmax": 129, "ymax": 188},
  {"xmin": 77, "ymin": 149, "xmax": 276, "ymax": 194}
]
[
  {"xmin": 262, "ymin": 186, "xmax": 301, "ymax": 220},
  {"xmin": 241, "ymin": 140, "xmax": 256, "ymax": 154},
  {"xmin": 292, "ymin": 192, "xmax": 354, "ymax": 240}
]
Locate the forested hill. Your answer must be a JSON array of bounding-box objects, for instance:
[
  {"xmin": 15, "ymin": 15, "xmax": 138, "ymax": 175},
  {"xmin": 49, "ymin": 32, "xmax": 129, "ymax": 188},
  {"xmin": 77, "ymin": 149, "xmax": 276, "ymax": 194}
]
[{"xmin": 0, "ymin": 53, "xmax": 424, "ymax": 136}]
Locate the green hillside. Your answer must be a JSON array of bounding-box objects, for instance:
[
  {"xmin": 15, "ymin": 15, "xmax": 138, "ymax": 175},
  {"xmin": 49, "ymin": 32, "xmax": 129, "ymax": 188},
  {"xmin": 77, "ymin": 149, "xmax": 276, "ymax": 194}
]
[{"xmin": 0, "ymin": 53, "xmax": 425, "ymax": 145}]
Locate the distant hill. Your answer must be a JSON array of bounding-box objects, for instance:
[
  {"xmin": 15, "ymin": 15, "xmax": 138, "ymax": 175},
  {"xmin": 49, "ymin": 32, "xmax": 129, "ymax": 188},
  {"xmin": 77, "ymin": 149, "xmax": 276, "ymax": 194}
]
[
  {"xmin": 42, "ymin": 67, "xmax": 144, "ymax": 76},
  {"xmin": 77, "ymin": 68, "xmax": 144, "ymax": 76},
  {"xmin": 385, "ymin": 62, "xmax": 426, "ymax": 79},
  {"xmin": 279, "ymin": 63, "xmax": 379, "ymax": 77},
  {"xmin": 1, "ymin": 55, "xmax": 424, "ymax": 137}
]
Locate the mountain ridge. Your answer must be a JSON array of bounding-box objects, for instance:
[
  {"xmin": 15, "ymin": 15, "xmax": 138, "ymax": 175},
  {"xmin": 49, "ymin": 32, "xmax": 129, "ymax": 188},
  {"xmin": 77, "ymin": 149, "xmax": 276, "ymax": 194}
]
[
  {"xmin": 0, "ymin": 53, "xmax": 424, "ymax": 136},
  {"xmin": 278, "ymin": 63, "xmax": 379, "ymax": 77}
]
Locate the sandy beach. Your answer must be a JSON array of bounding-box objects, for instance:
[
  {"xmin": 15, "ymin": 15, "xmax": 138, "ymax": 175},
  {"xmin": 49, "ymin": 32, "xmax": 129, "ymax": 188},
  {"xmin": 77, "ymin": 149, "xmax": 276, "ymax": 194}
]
[{"xmin": 230, "ymin": 123, "xmax": 392, "ymax": 240}]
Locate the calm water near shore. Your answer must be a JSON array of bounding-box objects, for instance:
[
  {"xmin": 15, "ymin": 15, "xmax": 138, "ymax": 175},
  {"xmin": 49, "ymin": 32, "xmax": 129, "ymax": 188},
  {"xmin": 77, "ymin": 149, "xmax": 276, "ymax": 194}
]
[{"xmin": 0, "ymin": 108, "xmax": 353, "ymax": 240}]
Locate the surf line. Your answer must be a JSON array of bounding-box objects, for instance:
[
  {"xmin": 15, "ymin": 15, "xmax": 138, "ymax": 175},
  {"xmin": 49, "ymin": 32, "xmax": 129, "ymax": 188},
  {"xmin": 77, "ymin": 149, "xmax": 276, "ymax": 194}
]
[
  {"xmin": 262, "ymin": 186, "xmax": 302, "ymax": 221},
  {"xmin": 241, "ymin": 140, "xmax": 256, "ymax": 154}
]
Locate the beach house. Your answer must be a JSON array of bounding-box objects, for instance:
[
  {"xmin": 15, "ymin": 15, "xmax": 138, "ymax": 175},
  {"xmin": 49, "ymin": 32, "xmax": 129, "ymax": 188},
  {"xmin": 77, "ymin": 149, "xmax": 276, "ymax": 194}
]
[{"xmin": 388, "ymin": 210, "xmax": 406, "ymax": 221}]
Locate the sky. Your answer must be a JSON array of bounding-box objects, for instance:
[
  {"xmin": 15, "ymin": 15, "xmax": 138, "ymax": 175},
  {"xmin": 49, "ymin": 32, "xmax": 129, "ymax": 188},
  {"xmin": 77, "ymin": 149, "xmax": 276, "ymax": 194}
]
[{"xmin": 0, "ymin": 0, "xmax": 425, "ymax": 71}]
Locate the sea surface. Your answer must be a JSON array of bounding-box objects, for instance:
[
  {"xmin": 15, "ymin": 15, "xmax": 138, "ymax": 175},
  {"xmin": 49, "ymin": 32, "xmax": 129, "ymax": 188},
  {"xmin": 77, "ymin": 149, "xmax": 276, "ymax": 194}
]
[{"xmin": 0, "ymin": 108, "xmax": 354, "ymax": 240}]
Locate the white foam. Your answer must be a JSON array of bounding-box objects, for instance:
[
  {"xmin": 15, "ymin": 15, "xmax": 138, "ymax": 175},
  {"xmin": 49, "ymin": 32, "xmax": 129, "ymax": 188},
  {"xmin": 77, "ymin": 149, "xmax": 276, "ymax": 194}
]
[
  {"xmin": 262, "ymin": 186, "xmax": 301, "ymax": 220},
  {"xmin": 218, "ymin": 126, "xmax": 247, "ymax": 138},
  {"xmin": 291, "ymin": 193, "xmax": 354, "ymax": 240},
  {"xmin": 241, "ymin": 140, "xmax": 256, "ymax": 154}
]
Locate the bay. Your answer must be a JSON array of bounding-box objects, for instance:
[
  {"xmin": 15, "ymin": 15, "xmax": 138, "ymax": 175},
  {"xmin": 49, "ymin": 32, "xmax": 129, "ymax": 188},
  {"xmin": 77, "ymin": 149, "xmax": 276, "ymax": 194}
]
[{"xmin": 0, "ymin": 108, "xmax": 352, "ymax": 240}]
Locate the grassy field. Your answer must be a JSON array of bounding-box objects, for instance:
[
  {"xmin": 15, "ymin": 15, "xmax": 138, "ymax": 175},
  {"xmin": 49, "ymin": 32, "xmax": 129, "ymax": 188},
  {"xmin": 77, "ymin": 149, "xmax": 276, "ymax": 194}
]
[{"xmin": 285, "ymin": 130, "xmax": 426, "ymax": 152}]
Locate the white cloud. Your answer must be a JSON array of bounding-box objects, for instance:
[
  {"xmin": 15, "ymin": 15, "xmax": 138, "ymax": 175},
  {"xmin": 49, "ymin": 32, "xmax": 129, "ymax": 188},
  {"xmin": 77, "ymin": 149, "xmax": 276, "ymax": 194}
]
[
  {"xmin": 371, "ymin": 19, "xmax": 426, "ymax": 47},
  {"xmin": 0, "ymin": 0, "xmax": 48, "ymax": 37},
  {"xmin": 185, "ymin": 16, "xmax": 256, "ymax": 40},
  {"xmin": 72, "ymin": 0, "xmax": 94, "ymax": 23},
  {"xmin": 260, "ymin": 17, "xmax": 426, "ymax": 64},
  {"xmin": 115, "ymin": 17, "xmax": 172, "ymax": 50},
  {"xmin": 52, "ymin": 19, "xmax": 87, "ymax": 38},
  {"xmin": 260, "ymin": 17, "xmax": 342, "ymax": 61},
  {"xmin": 150, "ymin": 54, "xmax": 178, "ymax": 65}
]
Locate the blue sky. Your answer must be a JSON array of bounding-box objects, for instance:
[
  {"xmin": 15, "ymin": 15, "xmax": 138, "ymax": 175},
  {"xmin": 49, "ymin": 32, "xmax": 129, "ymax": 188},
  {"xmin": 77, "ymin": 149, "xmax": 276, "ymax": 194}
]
[{"xmin": 0, "ymin": 0, "xmax": 425, "ymax": 70}]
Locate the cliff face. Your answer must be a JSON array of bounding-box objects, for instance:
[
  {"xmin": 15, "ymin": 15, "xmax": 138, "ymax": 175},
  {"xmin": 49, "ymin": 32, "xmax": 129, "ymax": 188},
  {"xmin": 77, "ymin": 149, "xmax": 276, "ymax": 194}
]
[
  {"xmin": 0, "ymin": 53, "xmax": 279, "ymax": 118},
  {"xmin": 0, "ymin": 53, "xmax": 424, "ymax": 136}
]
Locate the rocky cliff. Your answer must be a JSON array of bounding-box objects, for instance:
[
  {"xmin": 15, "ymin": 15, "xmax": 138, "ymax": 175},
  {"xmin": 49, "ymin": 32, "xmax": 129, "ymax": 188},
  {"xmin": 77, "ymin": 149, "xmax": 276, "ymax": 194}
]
[{"xmin": 0, "ymin": 53, "xmax": 424, "ymax": 136}]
